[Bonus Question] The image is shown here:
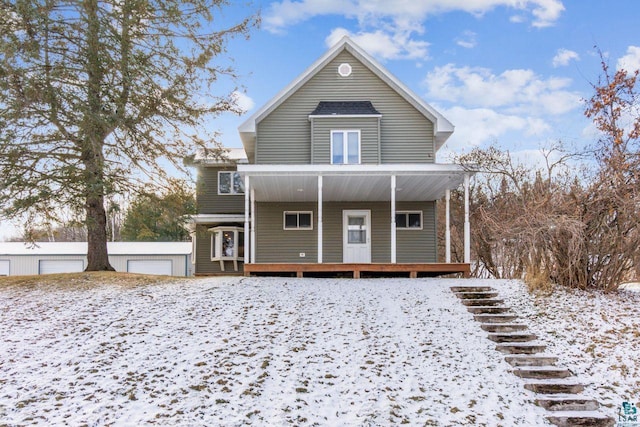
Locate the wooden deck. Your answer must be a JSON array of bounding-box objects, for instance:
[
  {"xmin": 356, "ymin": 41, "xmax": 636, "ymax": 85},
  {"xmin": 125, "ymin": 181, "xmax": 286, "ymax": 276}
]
[{"xmin": 243, "ymin": 263, "xmax": 471, "ymax": 279}]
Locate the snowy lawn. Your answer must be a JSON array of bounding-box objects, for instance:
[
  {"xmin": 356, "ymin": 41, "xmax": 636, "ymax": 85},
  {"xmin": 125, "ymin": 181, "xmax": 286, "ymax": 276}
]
[{"xmin": 0, "ymin": 276, "xmax": 636, "ymax": 426}]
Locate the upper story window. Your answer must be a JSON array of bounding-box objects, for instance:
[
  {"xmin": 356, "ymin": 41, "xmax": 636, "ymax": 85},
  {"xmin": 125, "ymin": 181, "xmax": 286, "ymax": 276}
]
[
  {"xmin": 218, "ymin": 171, "xmax": 244, "ymax": 195},
  {"xmin": 331, "ymin": 130, "xmax": 360, "ymax": 164}
]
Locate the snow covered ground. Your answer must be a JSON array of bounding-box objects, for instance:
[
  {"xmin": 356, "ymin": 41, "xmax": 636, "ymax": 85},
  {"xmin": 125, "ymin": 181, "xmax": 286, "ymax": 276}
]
[{"xmin": 0, "ymin": 277, "xmax": 637, "ymax": 426}]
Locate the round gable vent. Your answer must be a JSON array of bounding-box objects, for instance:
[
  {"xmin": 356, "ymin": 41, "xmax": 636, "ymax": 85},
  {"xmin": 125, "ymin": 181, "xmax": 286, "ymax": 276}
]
[{"xmin": 338, "ymin": 63, "xmax": 352, "ymax": 77}]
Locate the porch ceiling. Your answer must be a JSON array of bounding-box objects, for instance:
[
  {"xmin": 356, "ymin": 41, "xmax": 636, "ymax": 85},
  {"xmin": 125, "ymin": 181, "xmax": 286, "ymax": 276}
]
[{"xmin": 238, "ymin": 164, "xmax": 469, "ymax": 202}]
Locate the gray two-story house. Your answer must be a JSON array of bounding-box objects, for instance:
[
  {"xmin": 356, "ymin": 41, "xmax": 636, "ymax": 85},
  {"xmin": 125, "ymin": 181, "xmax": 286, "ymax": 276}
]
[{"xmin": 189, "ymin": 37, "xmax": 472, "ymax": 277}]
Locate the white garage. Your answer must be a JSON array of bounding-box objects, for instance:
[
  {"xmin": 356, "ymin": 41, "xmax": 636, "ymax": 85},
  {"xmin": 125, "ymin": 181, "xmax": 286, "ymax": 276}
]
[
  {"xmin": 39, "ymin": 259, "xmax": 84, "ymax": 275},
  {"xmin": 127, "ymin": 259, "xmax": 173, "ymax": 276},
  {"xmin": 0, "ymin": 260, "xmax": 9, "ymax": 276},
  {"xmin": 0, "ymin": 242, "xmax": 192, "ymax": 276}
]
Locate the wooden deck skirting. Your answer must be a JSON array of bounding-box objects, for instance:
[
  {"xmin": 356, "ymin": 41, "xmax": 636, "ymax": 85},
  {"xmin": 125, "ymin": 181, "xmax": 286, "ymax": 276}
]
[{"xmin": 243, "ymin": 263, "xmax": 471, "ymax": 279}]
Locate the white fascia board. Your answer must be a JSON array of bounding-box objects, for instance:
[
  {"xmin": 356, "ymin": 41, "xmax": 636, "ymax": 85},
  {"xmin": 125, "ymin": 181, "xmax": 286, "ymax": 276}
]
[
  {"xmin": 187, "ymin": 214, "xmax": 246, "ymax": 224},
  {"xmin": 238, "ymin": 163, "xmax": 470, "ymax": 176},
  {"xmin": 192, "ymin": 147, "xmax": 248, "ymax": 166}
]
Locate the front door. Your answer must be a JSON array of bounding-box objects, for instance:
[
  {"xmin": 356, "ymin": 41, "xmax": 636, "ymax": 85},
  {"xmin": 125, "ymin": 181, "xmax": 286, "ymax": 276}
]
[{"xmin": 343, "ymin": 210, "xmax": 371, "ymax": 263}]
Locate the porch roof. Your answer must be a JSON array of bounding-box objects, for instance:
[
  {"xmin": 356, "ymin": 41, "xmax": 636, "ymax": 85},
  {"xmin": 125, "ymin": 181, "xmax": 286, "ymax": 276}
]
[{"xmin": 237, "ymin": 163, "xmax": 470, "ymax": 202}]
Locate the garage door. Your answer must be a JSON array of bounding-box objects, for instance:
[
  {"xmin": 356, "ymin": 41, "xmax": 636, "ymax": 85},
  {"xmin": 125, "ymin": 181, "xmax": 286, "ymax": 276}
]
[
  {"xmin": 39, "ymin": 259, "xmax": 84, "ymax": 275},
  {"xmin": 0, "ymin": 260, "xmax": 9, "ymax": 276},
  {"xmin": 127, "ymin": 260, "xmax": 172, "ymax": 276}
]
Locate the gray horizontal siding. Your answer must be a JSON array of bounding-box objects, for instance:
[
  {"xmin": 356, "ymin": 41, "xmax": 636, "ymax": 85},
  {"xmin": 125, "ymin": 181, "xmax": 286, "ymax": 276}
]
[
  {"xmin": 256, "ymin": 50, "xmax": 435, "ymax": 165},
  {"xmin": 196, "ymin": 166, "xmax": 245, "ymax": 214},
  {"xmin": 255, "ymin": 203, "xmax": 318, "ymax": 263},
  {"xmin": 396, "ymin": 202, "xmax": 437, "ymax": 263},
  {"xmin": 311, "ymin": 117, "xmax": 379, "ymax": 164},
  {"xmin": 253, "ymin": 201, "xmax": 436, "ymax": 263}
]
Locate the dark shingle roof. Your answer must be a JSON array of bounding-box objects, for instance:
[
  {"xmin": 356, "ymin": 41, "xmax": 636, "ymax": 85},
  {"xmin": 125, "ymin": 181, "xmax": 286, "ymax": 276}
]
[{"xmin": 309, "ymin": 101, "xmax": 381, "ymax": 116}]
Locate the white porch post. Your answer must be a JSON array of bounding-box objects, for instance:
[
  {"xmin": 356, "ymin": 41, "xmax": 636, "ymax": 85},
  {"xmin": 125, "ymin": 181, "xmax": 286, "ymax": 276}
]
[
  {"xmin": 244, "ymin": 175, "xmax": 250, "ymax": 264},
  {"xmin": 391, "ymin": 175, "xmax": 397, "ymax": 263},
  {"xmin": 317, "ymin": 175, "xmax": 323, "ymax": 263},
  {"xmin": 445, "ymin": 188, "xmax": 451, "ymax": 263},
  {"xmin": 251, "ymin": 187, "xmax": 256, "ymax": 264},
  {"xmin": 464, "ymin": 174, "xmax": 471, "ymax": 264}
]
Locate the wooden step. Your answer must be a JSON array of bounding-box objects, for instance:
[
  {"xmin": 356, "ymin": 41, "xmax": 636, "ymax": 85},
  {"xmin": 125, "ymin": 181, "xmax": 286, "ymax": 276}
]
[
  {"xmin": 496, "ymin": 343, "xmax": 547, "ymax": 354},
  {"xmin": 535, "ymin": 395, "xmax": 599, "ymax": 411},
  {"xmin": 488, "ymin": 333, "xmax": 537, "ymax": 343},
  {"xmin": 474, "ymin": 314, "xmax": 518, "ymax": 323},
  {"xmin": 481, "ymin": 323, "xmax": 528, "ymax": 333},
  {"xmin": 513, "ymin": 366, "xmax": 571, "ymax": 379},
  {"xmin": 450, "ymin": 286, "xmax": 493, "ymax": 293},
  {"xmin": 504, "ymin": 355, "xmax": 559, "ymax": 367},
  {"xmin": 454, "ymin": 291, "xmax": 499, "ymax": 299},
  {"xmin": 524, "ymin": 380, "xmax": 585, "ymax": 394},
  {"xmin": 546, "ymin": 411, "xmax": 614, "ymax": 427},
  {"xmin": 461, "ymin": 298, "xmax": 504, "ymax": 306},
  {"xmin": 467, "ymin": 306, "xmax": 511, "ymax": 314}
]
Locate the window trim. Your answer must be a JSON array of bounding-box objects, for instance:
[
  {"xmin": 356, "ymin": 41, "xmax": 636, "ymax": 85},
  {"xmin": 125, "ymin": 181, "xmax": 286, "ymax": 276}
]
[
  {"xmin": 330, "ymin": 130, "xmax": 361, "ymax": 165},
  {"xmin": 191, "ymin": 233, "xmax": 197, "ymax": 264},
  {"xmin": 217, "ymin": 171, "xmax": 245, "ymax": 195},
  {"xmin": 283, "ymin": 211, "xmax": 314, "ymax": 230},
  {"xmin": 395, "ymin": 211, "xmax": 423, "ymax": 230}
]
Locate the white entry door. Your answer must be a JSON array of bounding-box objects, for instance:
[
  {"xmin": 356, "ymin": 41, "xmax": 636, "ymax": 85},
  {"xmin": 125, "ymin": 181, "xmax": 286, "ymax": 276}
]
[{"xmin": 343, "ymin": 210, "xmax": 371, "ymax": 263}]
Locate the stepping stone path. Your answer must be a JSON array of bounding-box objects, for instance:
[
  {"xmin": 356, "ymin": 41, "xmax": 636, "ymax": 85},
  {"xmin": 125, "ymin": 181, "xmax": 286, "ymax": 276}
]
[{"xmin": 451, "ymin": 285, "xmax": 615, "ymax": 427}]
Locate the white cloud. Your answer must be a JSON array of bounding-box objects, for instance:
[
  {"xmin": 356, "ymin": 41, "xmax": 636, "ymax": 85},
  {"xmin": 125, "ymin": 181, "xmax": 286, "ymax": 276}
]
[
  {"xmin": 264, "ymin": 0, "xmax": 356, "ymax": 34},
  {"xmin": 264, "ymin": 0, "xmax": 565, "ymax": 33},
  {"xmin": 440, "ymin": 106, "xmax": 550, "ymax": 151},
  {"xmin": 617, "ymin": 46, "xmax": 640, "ymax": 73},
  {"xmin": 231, "ymin": 91, "xmax": 255, "ymax": 113},
  {"xmin": 456, "ymin": 31, "xmax": 477, "ymax": 49},
  {"xmin": 529, "ymin": 0, "xmax": 566, "ymax": 28},
  {"xmin": 424, "ymin": 64, "xmax": 581, "ymax": 115},
  {"xmin": 325, "ymin": 27, "xmax": 429, "ymax": 60},
  {"xmin": 552, "ymin": 48, "xmax": 580, "ymax": 67}
]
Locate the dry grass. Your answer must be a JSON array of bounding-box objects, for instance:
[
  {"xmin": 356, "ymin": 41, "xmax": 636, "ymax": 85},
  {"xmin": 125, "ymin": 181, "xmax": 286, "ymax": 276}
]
[
  {"xmin": 0, "ymin": 271, "xmax": 192, "ymax": 289},
  {"xmin": 523, "ymin": 265, "xmax": 554, "ymax": 295}
]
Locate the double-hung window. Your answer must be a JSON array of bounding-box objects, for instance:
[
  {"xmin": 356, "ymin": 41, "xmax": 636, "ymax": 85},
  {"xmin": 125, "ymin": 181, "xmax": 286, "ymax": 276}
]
[
  {"xmin": 218, "ymin": 171, "xmax": 244, "ymax": 195},
  {"xmin": 396, "ymin": 211, "xmax": 423, "ymax": 229},
  {"xmin": 283, "ymin": 211, "xmax": 313, "ymax": 230},
  {"xmin": 331, "ymin": 130, "xmax": 360, "ymax": 164}
]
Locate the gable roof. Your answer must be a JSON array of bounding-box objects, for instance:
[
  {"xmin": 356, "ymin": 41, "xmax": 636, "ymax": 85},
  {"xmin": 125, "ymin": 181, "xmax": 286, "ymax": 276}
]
[
  {"xmin": 238, "ymin": 36, "xmax": 454, "ymax": 158},
  {"xmin": 309, "ymin": 101, "xmax": 381, "ymax": 116}
]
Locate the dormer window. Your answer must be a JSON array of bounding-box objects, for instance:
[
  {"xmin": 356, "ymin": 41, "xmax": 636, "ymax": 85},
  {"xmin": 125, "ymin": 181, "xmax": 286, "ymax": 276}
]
[{"xmin": 331, "ymin": 130, "xmax": 360, "ymax": 164}]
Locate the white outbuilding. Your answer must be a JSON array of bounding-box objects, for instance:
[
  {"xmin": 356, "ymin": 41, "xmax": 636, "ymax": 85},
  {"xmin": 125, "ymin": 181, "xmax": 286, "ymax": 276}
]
[{"xmin": 0, "ymin": 242, "xmax": 192, "ymax": 277}]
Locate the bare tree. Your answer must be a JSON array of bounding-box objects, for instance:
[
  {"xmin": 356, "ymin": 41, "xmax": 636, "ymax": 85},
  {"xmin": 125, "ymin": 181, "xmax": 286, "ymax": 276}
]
[{"xmin": 582, "ymin": 52, "xmax": 640, "ymax": 289}]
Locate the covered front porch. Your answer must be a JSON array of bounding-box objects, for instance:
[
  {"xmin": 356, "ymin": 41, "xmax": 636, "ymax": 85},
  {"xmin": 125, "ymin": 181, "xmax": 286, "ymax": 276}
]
[{"xmin": 238, "ymin": 163, "xmax": 472, "ymax": 273}]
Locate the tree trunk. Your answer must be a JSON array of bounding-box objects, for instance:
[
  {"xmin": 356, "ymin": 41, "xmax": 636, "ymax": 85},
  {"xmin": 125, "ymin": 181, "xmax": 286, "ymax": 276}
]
[
  {"xmin": 86, "ymin": 192, "xmax": 115, "ymax": 271},
  {"xmin": 83, "ymin": 0, "xmax": 114, "ymax": 272}
]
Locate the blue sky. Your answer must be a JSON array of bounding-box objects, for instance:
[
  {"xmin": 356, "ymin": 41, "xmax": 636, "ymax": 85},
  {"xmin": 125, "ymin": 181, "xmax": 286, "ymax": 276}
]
[
  {"xmin": 2, "ymin": 0, "xmax": 639, "ymax": 240},
  {"xmin": 216, "ymin": 0, "xmax": 640, "ymax": 162}
]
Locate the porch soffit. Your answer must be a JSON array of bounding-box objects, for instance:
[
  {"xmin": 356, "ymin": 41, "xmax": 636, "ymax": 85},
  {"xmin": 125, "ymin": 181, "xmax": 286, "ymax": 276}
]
[{"xmin": 238, "ymin": 164, "xmax": 469, "ymax": 203}]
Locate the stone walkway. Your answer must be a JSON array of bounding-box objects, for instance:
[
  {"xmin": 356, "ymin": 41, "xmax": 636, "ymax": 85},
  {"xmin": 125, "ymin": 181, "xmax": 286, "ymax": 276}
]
[{"xmin": 451, "ymin": 285, "xmax": 615, "ymax": 427}]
